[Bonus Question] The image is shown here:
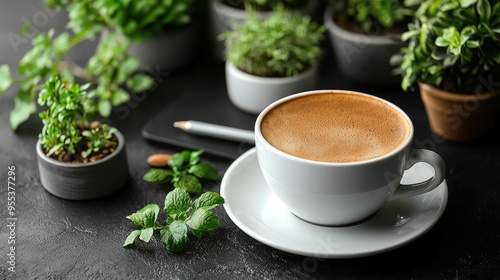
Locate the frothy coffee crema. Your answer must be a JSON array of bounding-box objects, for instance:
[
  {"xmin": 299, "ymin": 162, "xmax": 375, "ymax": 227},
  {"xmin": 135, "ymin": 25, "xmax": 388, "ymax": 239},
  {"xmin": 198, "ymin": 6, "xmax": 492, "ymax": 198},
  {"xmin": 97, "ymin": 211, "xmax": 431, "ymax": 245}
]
[{"xmin": 260, "ymin": 92, "xmax": 411, "ymax": 163}]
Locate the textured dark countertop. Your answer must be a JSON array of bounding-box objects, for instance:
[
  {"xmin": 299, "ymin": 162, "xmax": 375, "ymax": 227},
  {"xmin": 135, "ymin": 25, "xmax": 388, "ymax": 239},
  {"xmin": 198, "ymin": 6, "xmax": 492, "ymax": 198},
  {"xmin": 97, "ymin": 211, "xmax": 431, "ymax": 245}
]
[{"xmin": 1, "ymin": 2, "xmax": 500, "ymax": 279}]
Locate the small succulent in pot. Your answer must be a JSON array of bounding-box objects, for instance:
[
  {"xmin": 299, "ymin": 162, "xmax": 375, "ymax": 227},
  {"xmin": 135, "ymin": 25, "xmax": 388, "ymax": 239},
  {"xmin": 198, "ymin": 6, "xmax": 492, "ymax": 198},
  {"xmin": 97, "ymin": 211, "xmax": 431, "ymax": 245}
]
[
  {"xmin": 221, "ymin": 6, "xmax": 325, "ymax": 77},
  {"xmin": 38, "ymin": 75, "xmax": 117, "ymax": 163}
]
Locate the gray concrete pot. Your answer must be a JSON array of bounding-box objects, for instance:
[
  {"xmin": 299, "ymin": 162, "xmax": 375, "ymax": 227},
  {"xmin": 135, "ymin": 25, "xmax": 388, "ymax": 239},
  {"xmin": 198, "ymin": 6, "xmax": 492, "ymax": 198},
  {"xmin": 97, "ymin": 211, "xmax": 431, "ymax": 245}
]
[
  {"xmin": 36, "ymin": 130, "xmax": 129, "ymax": 200},
  {"xmin": 324, "ymin": 5, "xmax": 405, "ymax": 85},
  {"xmin": 128, "ymin": 22, "xmax": 198, "ymax": 71}
]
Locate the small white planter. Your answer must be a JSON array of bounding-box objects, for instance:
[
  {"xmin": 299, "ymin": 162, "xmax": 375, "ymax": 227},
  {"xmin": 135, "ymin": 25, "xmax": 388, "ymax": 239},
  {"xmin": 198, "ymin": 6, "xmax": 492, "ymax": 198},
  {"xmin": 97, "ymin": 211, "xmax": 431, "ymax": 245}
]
[
  {"xmin": 127, "ymin": 22, "xmax": 198, "ymax": 71},
  {"xmin": 225, "ymin": 61, "xmax": 318, "ymax": 114},
  {"xmin": 209, "ymin": 0, "xmax": 321, "ymax": 60},
  {"xmin": 324, "ymin": 5, "xmax": 405, "ymax": 85},
  {"xmin": 36, "ymin": 130, "xmax": 129, "ymax": 200}
]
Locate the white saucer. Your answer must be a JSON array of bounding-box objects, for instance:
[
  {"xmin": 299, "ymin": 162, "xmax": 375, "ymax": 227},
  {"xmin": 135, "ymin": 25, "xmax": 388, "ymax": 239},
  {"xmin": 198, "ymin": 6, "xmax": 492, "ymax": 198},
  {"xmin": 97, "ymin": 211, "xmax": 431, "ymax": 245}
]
[{"xmin": 220, "ymin": 148, "xmax": 448, "ymax": 258}]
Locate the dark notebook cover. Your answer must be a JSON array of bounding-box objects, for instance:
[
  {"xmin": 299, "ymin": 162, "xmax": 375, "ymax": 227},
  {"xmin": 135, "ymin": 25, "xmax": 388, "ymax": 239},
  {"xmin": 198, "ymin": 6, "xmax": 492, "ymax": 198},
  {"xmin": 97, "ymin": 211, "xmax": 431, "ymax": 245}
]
[{"xmin": 142, "ymin": 80, "xmax": 257, "ymax": 160}]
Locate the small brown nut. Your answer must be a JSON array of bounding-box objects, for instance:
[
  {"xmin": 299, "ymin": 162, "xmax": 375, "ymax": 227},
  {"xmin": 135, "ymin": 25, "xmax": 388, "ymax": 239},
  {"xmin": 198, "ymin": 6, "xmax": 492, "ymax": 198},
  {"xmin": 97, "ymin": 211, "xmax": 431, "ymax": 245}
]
[{"xmin": 147, "ymin": 153, "xmax": 171, "ymax": 167}]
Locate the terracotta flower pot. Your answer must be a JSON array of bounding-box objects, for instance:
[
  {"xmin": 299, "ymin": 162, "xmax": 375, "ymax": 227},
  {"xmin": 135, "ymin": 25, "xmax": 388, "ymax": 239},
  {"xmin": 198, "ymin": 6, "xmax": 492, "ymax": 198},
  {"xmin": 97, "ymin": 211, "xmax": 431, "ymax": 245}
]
[
  {"xmin": 36, "ymin": 129, "xmax": 129, "ymax": 200},
  {"xmin": 419, "ymin": 82, "xmax": 500, "ymax": 141}
]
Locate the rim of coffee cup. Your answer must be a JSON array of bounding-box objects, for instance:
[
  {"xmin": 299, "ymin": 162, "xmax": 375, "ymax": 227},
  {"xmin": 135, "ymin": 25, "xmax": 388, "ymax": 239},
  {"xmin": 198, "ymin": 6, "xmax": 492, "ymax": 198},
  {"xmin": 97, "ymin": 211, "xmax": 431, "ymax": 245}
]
[{"xmin": 255, "ymin": 89, "xmax": 415, "ymax": 166}]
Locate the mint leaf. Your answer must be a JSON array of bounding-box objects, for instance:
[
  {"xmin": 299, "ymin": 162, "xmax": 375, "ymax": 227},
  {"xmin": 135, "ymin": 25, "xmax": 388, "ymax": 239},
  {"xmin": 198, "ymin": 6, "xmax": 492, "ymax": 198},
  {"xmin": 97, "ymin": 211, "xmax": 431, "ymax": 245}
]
[
  {"xmin": 143, "ymin": 168, "xmax": 173, "ymax": 183},
  {"xmin": 129, "ymin": 149, "xmax": 225, "ymax": 254},
  {"xmin": 117, "ymin": 57, "xmax": 140, "ymax": 84},
  {"xmin": 189, "ymin": 150, "xmax": 204, "ymax": 165},
  {"xmin": 123, "ymin": 230, "xmax": 141, "ymax": 247},
  {"xmin": 126, "ymin": 204, "xmax": 159, "ymax": 228},
  {"xmin": 0, "ymin": 65, "xmax": 12, "ymax": 94},
  {"xmin": 160, "ymin": 220, "xmax": 188, "ymax": 254},
  {"xmin": 139, "ymin": 227, "xmax": 154, "ymax": 242},
  {"xmin": 164, "ymin": 188, "xmax": 192, "ymax": 215},
  {"xmin": 52, "ymin": 32, "xmax": 71, "ymax": 54},
  {"xmin": 140, "ymin": 209, "xmax": 157, "ymax": 228},
  {"xmin": 111, "ymin": 88, "xmax": 131, "ymax": 106},
  {"xmin": 188, "ymin": 163, "xmax": 221, "ymax": 181},
  {"xmin": 166, "ymin": 216, "xmax": 175, "ymax": 224},
  {"xmin": 186, "ymin": 208, "xmax": 220, "ymax": 238},
  {"xmin": 126, "ymin": 73, "xmax": 154, "ymax": 92},
  {"xmin": 10, "ymin": 89, "xmax": 36, "ymax": 131},
  {"xmin": 143, "ymin": 149, "xmax": 216, "ymax": 194},
  {"xmin": 192, "ymin": 192, "xmax": 225, "ymax": 211},
  {"xmin": 174, "ymin": 174, "xmax": 202, "ymax": 193},
  {"xmin": 168, "ymin": 151, "xmax": 188, "ymax": 169},
  {"xmin": 98, "ymin": 99, "xmax": 112, "ymax": 117},
  {"xmin": 191, "ymin": 229, "xmax": 204, "ymax": 239},
  {"xmin": 177, "ymin": 212, "xmax": 188, "ymax": 223}
]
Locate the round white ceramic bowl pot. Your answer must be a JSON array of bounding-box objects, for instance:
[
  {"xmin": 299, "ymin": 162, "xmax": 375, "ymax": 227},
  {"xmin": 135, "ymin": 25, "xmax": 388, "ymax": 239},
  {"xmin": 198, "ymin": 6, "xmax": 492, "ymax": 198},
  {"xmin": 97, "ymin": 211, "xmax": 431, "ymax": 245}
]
[{"xmin": 225, "ymin": 61, "xmax": 318, "ymax": 114}]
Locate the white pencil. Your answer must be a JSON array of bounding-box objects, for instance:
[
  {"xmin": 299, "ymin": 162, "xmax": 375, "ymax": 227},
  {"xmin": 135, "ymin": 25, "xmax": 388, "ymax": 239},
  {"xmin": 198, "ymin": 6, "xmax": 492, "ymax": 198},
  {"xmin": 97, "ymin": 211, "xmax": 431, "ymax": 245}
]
[{"xmin": 173, "ymin": 120, "xmax": 255, "ymax": 144}]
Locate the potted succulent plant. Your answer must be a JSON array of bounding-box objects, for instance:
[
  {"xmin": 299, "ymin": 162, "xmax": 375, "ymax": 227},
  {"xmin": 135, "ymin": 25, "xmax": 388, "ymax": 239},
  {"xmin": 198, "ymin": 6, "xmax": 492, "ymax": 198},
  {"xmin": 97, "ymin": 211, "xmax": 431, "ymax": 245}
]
[
  {"xmin": 0, "ymin": 0, "xmax": 155, "ymax": 131},
  {"xmin": 36, "ymin": 75, "xmax": 129, "ymax": 200},
  {"xmin": 95, "ymin": 0, "xmax": 200, "ymax": 70},
  {"xmin": 324, "ymin": 0, "xmax": 414, "ymax": 84},
  {"xmin": 209, "ymin": 0, "xmax": 322, "ymax": 59},
  {"xmin": 221, "ymin": 7, "xmax": 325, "ymax": 114},
  {"xmin": 394, "ymin": 0, "xmax": 500, "ymax": 141}
]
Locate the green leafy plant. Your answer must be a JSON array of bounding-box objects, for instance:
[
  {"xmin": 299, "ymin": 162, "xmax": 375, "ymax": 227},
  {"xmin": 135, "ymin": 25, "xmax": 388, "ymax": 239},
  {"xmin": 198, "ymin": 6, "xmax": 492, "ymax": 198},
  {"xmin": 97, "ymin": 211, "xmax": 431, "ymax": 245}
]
[
  {"xmin": 332, "ymin": 0, "xmax": 414, "ymax": 34},
  {"xmin": 38, "ymin": 75, "xmax": 118, "ymax": 163},
  {"xmin": 394, "ymin": 0, "xmax": 500, "ymax": 93},
  {"xmin": 222, "ymin": 0, "xmax": 306, "ymax": 10},
  {"xmin": 143, "ymin": 150, "xmax": 221, "ymax": 194},
  {"xmin": 91, "ymin": 0, "xmax": 198, "ymax": 41},
  {"xmin": 124, "ymin": 188, "xmax": 225, "ymax": 254},
  {"xmin": 221, "ymin": 6, "xmax": 325, "ymax": 77},
  {"xmin": 81, "ymin": 125, "xmax": 117, "ymax": 158},
  {"xmin": 47, "ymin": 0, "xmax": 198, "ymax": 40},
  {"xmin": 0, "ymin": 0, "xmax": 156, "ymax": 131}
]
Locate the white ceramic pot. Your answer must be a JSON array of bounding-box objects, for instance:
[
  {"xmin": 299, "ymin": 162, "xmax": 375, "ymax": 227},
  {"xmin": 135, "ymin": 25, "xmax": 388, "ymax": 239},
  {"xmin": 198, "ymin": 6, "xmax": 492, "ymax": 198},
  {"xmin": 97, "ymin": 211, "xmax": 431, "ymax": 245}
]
[
  {"xmin": 324, "ymin": 5, "xmax": 405, "ymax": 85},
  {"xmin": 225, "ymin": 61, "xmax": 318, "ymax": 114},
  {"xmin": 36, "ymin": 129, "xmax": 129, "ymax": 200},
  {"xmin": 209, "ymin": 0, "xmax": 321, "ymax": 60},
  {"xmin": 127, "ymin": 22, "xmax": 198, "ymax": 71}
]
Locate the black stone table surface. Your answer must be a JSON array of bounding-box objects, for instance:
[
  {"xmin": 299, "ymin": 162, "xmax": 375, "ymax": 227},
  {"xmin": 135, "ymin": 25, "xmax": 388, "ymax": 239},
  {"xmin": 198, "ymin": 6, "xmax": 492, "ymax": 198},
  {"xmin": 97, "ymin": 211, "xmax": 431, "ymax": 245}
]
[{"xmin": 1, "ymin": 2, "xmax": 499, "ymax": 279}]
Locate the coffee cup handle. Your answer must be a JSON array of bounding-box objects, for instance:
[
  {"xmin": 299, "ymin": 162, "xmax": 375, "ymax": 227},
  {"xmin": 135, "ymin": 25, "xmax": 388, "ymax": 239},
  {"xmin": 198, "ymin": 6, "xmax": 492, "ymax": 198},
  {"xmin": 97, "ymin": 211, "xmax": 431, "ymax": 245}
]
[{"xmin": 388, "ymin": 149, "xmax": 446, "ymax": 201}]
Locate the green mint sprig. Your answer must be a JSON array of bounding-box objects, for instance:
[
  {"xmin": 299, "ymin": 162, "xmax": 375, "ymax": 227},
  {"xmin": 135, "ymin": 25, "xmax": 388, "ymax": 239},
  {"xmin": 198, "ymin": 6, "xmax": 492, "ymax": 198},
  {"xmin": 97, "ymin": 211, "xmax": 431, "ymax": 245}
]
[
  {"xmin": 123, "ymin": 188, "xmax": 225, "ymax": 253},
  {"xmin": 143, "ymin": 150, "xmax": 221, "ymax": 193}
]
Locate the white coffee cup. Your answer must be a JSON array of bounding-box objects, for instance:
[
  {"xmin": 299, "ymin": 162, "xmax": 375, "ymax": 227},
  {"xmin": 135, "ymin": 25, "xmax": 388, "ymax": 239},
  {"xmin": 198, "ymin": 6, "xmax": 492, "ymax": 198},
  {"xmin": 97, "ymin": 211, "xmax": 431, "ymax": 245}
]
[{"xmin": 255, "ymin": 90, "xmax": 446, "ymax": 226}]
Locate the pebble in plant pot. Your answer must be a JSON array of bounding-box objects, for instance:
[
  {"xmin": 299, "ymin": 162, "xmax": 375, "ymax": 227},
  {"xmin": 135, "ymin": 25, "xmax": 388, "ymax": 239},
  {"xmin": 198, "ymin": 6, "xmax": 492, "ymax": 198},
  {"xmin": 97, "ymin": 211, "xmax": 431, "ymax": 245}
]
[
  {"xmin": 209, "ymin": 0, "xmax": 322, "ymax": 60},
  {"xmin": 394, "ymin": 0, "xmax": 500, "ymax": 141},
  {"xmin": 36, "ymin": 76, "xmax": 129, "ymax": 200},
  {"xmin": 324, "ymin": 0, "xmax": 413, "ymax": 85},
  {"xmin": 221, "ymin": 7, "xmax": 325, "ymax": 114}
]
